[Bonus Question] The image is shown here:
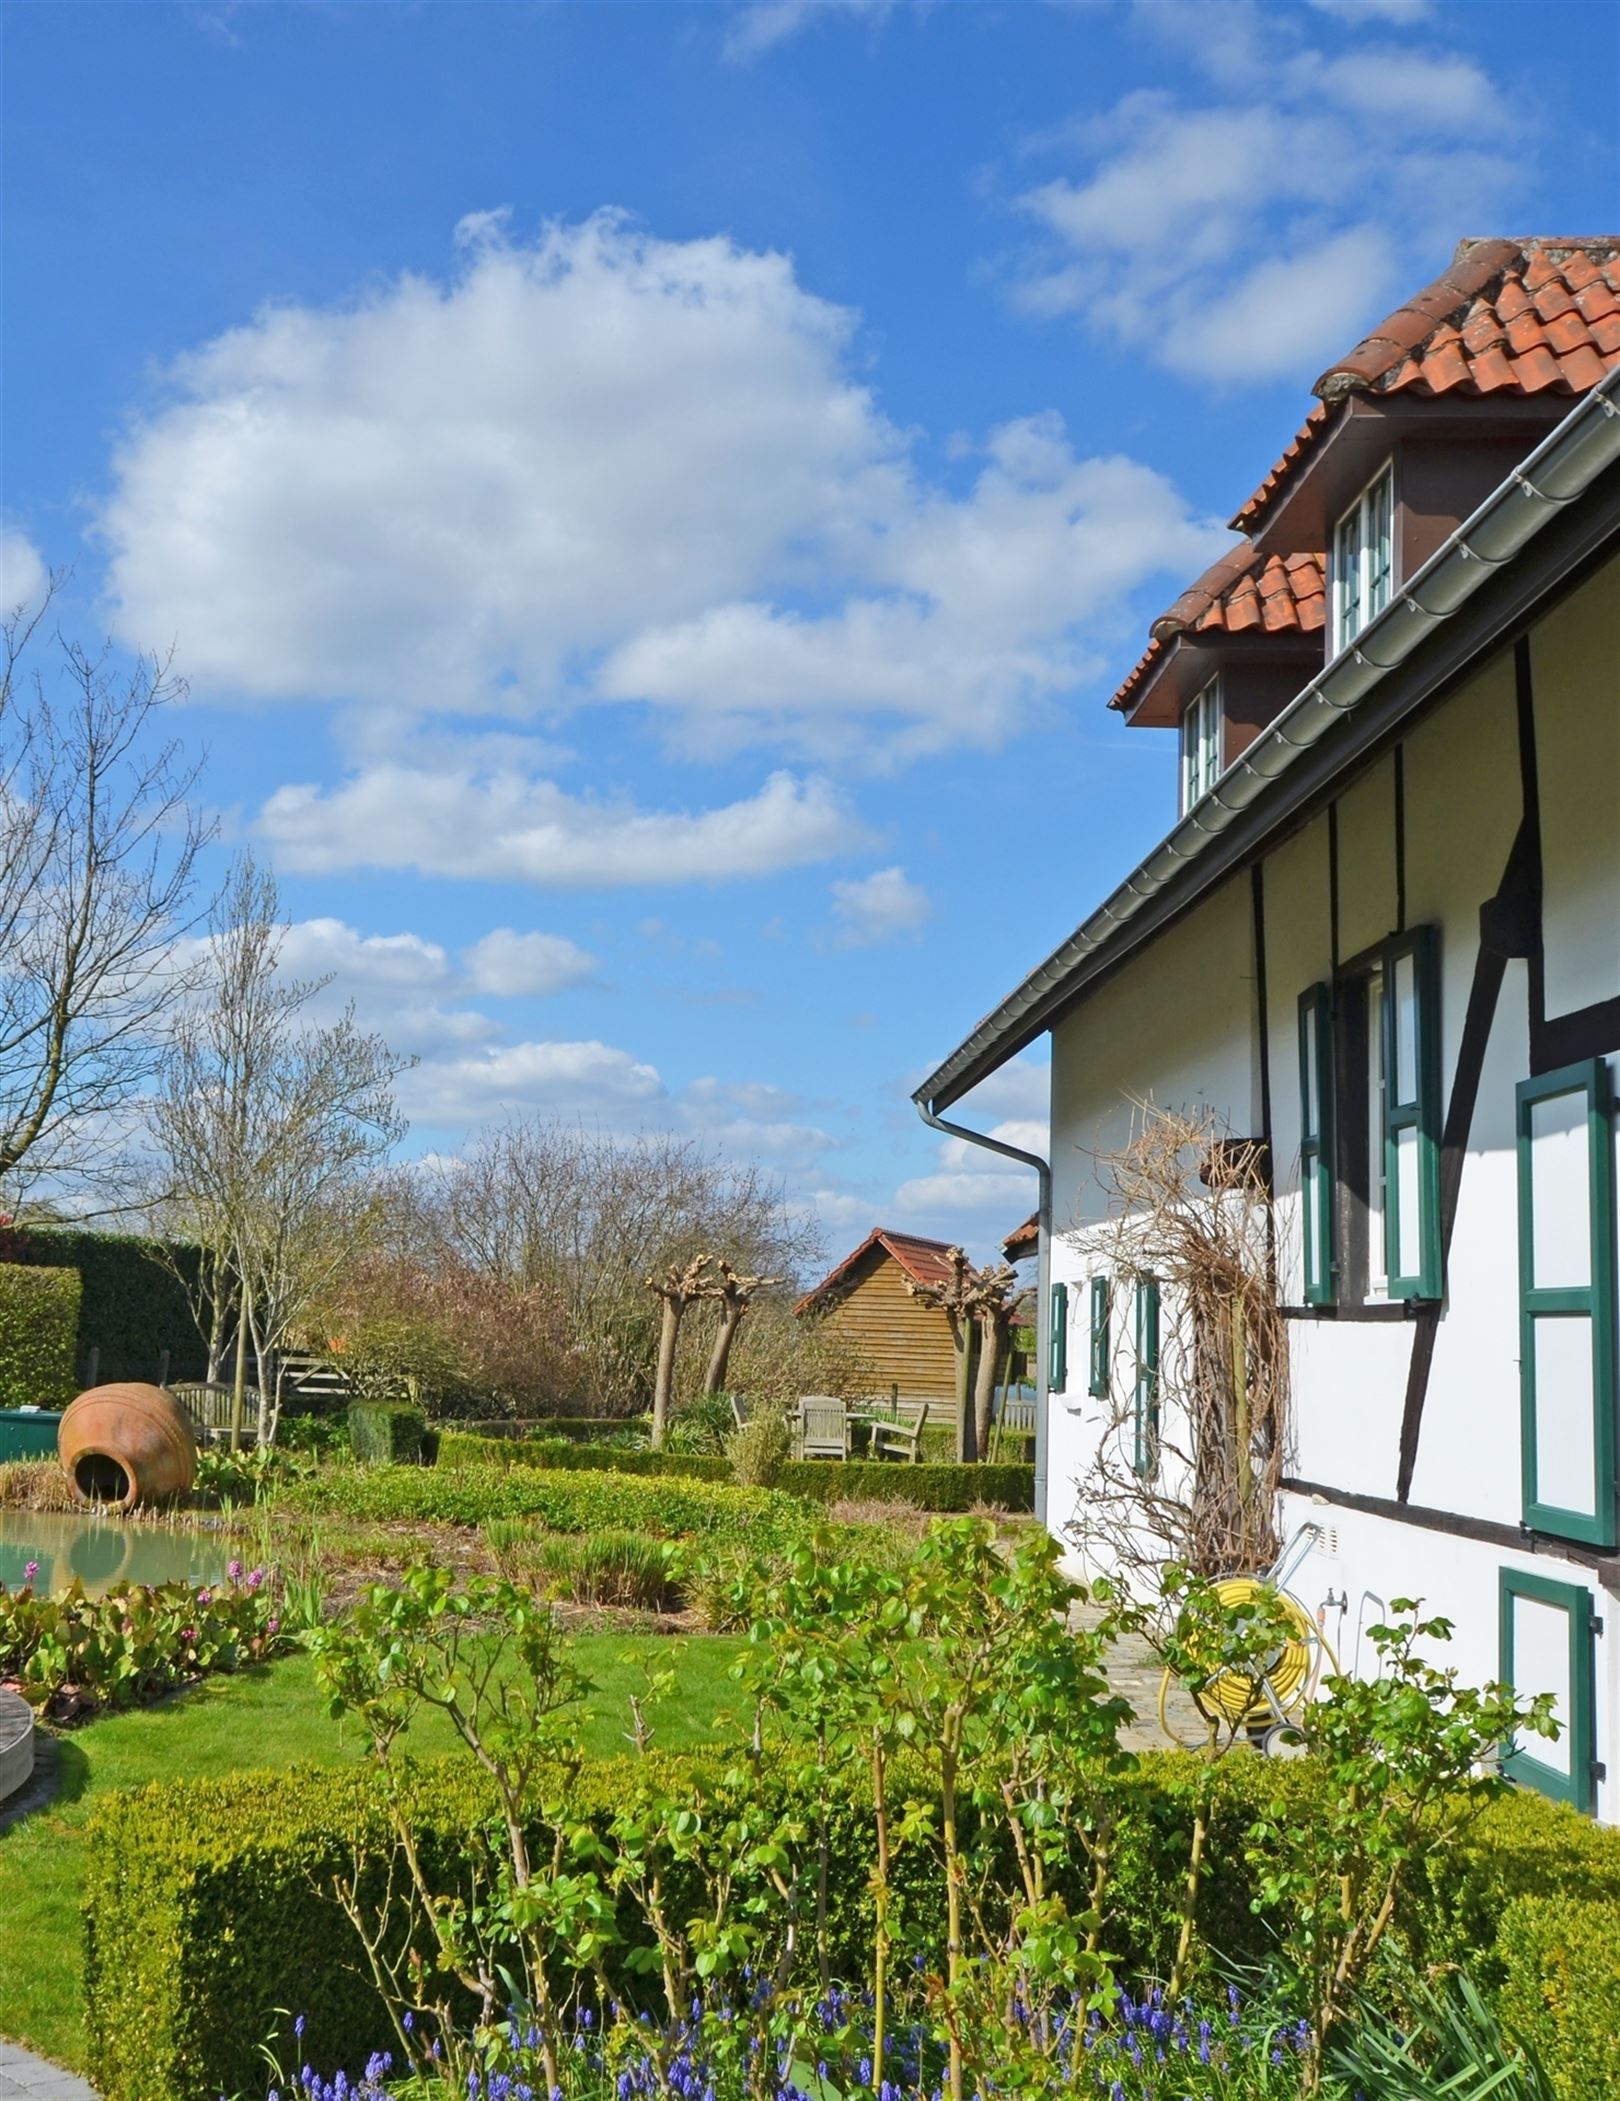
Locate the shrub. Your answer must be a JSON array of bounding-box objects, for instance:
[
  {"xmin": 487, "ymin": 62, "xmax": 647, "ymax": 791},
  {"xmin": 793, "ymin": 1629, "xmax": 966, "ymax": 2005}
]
[
  {"xmin": 334, "ymin": 1313, "xmax": 476, "ymax": 1415},
  {"xmin": 280, "ymin": 1459, "xmax": 810, "ymax": 1545},
  {"xmin": 437, "ymin": 1433, "xmax": 1035, "ymax": 1512},
  {"xmin": 725, "ymin": 1409, "xmax": 790, "ymax": 1488},
  {"xmin": 347, "ymin": 1400, "xmax": 430, "ymax": 1466},
  {"xmin": 2, "ymin": 1227, "xmax": 204, "ymax": 1384},
  {"xmin": 437, "ymin": 1430, "xmax": 729, "ymax": 1481},
  {"xmin": 777, "ymin": 1459, "xmax": 1034, "ymax": 1510},
  {"xmin": 1492, "ymin": 1895, "xmax": 1620, "ymax": 2101},
  {"xmin": 0, "ymin": 1264, "xmax": 81, "ymax": 1410},
  {"xmin": 0, "ymin": 1565, "xmax": 285, "ymax": 1720}
]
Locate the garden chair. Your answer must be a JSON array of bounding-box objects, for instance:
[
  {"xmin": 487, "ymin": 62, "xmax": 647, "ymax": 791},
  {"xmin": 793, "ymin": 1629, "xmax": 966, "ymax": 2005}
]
[
  {"xmin": 870, "ymin": 1398, "xmax": 928, "ymax": 1463},
  {"xmin": 794, "ymin": 1395, "xmax": 849, "ymax": 1460},
  {"xmin": 730, "ymin": 1394, "xmax": 749, "ymax": 1431}
]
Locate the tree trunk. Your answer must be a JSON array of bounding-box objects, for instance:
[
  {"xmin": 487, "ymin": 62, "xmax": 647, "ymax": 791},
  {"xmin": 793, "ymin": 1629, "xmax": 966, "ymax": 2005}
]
[
  {"xmin": 955, "ymin": 1317, "xmax": 978, "ymax": 1463},
  {"xmin": 650, "ymin": 1295, "xmax": 681, "ymax": 1450},
  {"xmin": 704, "ymin": 1300, "xmax": 746, "ymax": 1397},
  {"xmin": 230, "ymin": 1291, "xmax": 249, "ymax": 1454},
  {"xmin": 972, "ymin": 1312, "xmax": 1002, "ymax": 1461}
]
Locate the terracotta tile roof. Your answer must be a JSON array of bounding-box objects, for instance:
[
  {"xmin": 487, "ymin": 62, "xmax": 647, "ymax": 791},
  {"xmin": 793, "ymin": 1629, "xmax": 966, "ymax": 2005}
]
[
  {"xmin": 1002, "ymin": 1212, "xmax": 1039, "ymax": 1261},
  {"xmin": 1233, "ymin": 238, "xmax": 1620, "ymax": 530},
  {"xmin": 1108, "ymin": 544, "xmax": 1326, "ymax": 712},
  {"xmin": 794, "ymin": 1227, "xmax": 959, "ymax": 1315}
]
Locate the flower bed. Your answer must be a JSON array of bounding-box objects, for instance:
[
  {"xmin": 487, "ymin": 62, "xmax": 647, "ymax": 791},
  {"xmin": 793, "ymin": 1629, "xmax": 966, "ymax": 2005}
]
[{"xmin": 0, "ymin": 1560, "xmax": 287, "ymax": 1720}]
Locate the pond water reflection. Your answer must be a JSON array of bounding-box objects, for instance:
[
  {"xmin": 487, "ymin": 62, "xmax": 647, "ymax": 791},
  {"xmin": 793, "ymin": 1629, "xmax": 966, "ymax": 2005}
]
[{"xmin": 0, "ymin": 1509, "xmax": 227, "ymax": 1595}]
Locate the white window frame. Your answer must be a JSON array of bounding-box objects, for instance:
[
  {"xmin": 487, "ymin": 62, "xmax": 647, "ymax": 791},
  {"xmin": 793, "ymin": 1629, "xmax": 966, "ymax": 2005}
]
[
  {"xmin": 1332, "ymin": 462, "xmax": 1394, "ymax": 653},
  {"xmin": 1180, "ymin": 677, "xmax": 1222, "ymax": 815}
]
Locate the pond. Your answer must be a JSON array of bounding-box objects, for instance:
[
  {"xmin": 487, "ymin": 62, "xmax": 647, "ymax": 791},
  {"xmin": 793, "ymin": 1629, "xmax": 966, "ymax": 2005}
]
[{"xmin": 0, "ymin": 1509, "xmax": 228, "ymax": 1596}]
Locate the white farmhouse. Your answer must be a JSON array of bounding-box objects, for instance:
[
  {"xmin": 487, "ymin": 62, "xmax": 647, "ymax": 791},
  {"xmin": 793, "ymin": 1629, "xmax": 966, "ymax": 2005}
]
[{"xmin": 915, "ymin": 238, "xmax": 1620, "ymax": 1819}]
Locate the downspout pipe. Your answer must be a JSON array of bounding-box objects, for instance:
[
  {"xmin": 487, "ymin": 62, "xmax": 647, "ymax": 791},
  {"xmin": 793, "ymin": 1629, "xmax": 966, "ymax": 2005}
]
[{"xmin": 915, "ymin": 1102, "xmax": 1052, "ymax": 1528}]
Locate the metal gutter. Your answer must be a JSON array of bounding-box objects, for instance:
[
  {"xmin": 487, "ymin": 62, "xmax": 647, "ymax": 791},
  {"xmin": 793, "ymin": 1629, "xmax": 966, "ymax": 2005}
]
[
  {"xmin": 916, "ymin": 1104, "xmax": 1051, "ymax": 1524},
  {"xmin": 913, "ymin": 369, "xmax": 1620, "ymax": 1115}
]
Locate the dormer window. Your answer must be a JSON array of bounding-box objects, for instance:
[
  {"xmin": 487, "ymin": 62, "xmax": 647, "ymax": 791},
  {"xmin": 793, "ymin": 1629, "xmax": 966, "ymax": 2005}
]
[
  {"xmin": 1180, "ymin": 676, "xmax": 1221, "ymax": 814},
  {"xmin": 1332, "ymin": 463, "xmax": 1394, "ymax": 652}
]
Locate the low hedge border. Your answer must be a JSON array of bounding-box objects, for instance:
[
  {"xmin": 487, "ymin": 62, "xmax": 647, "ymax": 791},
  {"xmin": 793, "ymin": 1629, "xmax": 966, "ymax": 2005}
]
[
  {"xmin": 437, "ymin": 1432, "xmax": 1035, "ymax": 1512},
  {"xmin": 81, "ymin": 1748, "xmax": 1620, "ymax": 2101},
  {"xmin": 278, "ymin": 1460, "xmax": 810, "ymax": 1541}
]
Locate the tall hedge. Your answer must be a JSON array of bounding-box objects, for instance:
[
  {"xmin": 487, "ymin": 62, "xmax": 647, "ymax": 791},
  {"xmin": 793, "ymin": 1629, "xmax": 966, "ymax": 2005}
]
[
  {"xmin": 0, "ymin": 1264, "xmax": 81, "ymax": 1409},
  {"xmin": 81, "ymin": 1749, "xmax": 1620, "ymax": 2101},
  {"xmin": 1, "ymin": 1228, "xmax": 205, "ymax": 1385}
]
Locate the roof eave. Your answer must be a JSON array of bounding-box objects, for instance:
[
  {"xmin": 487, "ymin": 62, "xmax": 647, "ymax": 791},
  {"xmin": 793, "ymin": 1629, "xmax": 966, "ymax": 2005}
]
[{"xmin": 915, "ymin": 374, "xmax": 1620, "ymax": 1115}]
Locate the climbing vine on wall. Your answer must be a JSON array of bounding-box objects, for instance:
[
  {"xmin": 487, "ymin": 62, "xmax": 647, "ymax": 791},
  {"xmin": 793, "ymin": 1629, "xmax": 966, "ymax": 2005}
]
[{"xmin": 1068, "ymin": 1103, "xmax": 1288, "ymax": 1581}]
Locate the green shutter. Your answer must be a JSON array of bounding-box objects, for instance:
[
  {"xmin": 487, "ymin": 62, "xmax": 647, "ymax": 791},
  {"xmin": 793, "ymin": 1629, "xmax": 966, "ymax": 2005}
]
[
  {"xmin": 1382, "ymin": 926, "xmax": 1442, "ymax": 1300},
  {"xmin": 1049, "ymin": 1281, "xmax": 1068, "ymax": 1397},
  {"xmin": 1298, "ymin": 983, "xmax": 1335, "ymax": 1305},
  {"xmin": 1499, "ymin": 1566, "xmax": 1598, "ymax": 1812},
  {"xmin": 1088, "ymin": 1276, "xmax": 1111, "ymax": 1398},
  {"xmin": 1133, "ymin": 1278, "xmax": 1160, "ymax": 1477},
  {"xmin": 1516, "ymin": 1060, "xmax": 1617, "ymax": 1548}
]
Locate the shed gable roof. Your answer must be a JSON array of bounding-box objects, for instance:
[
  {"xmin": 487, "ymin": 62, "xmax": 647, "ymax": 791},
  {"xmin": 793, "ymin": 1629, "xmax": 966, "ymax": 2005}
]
[{"xmin": 794, "ymin": 1227, "xmax": 958, "ymax": 1315}]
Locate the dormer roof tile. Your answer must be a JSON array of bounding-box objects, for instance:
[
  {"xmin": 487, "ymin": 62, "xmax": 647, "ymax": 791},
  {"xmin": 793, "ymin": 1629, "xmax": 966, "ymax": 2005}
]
[
  {"xmin": 1232, "ymin": 238, "xmax": 1620, "ymax": 531},
  {"xmin": 1108, "ymin": 546, "xmax": 1324, "ymax": 713}
]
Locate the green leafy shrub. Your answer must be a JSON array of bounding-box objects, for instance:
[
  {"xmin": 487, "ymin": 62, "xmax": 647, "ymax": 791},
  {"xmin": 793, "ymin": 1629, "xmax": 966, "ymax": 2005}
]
[
  {"xmin": 281, "ymin": 1459, "xmax": 810, "ymax": 1544},
  {"xmin": 347, "ymin": 1400, "xmax": 430, "ymax": 1466},
  {"xmin": 334, "ymin": 1313, "xmax": 477, "ymax": 1414},
  {"xmin": 2, "ymin": 1227, "xmax": 204, "ymax": 1384},
  {"xmin": 0, "ymin": 1265, "xmax": 81, "ymax": 1410},
  {"xmin": 0, "ymin": 1565, "xmax": 285, "ymax": 1720}
]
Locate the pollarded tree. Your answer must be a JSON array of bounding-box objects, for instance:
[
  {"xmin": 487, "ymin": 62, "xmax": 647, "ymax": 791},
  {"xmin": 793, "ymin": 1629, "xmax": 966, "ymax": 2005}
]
[
  {"xmin": 146, "ymin": 854, "xmax": 413, "ymax": 1446},
  {"xmin": 644, "ymin": 1252, "xmax": 711, "ymax": 1451},
  {"xmin": 701, "ymin": 1258, "xmax": 785, "ymax": 1399}
]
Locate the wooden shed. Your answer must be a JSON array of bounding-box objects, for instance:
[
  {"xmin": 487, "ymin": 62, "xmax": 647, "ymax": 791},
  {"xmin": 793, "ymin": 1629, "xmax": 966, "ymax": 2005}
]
[{"xmin": 794, "ymin": 1228, "xmax": 961, "ymax": 1401}]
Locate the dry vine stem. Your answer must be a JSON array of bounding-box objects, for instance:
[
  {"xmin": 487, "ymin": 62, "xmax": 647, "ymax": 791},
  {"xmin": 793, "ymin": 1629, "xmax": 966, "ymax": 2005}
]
[{"xmin": 1067, "ymin": 1101, "xmax": 1288, "ymax": 1581}]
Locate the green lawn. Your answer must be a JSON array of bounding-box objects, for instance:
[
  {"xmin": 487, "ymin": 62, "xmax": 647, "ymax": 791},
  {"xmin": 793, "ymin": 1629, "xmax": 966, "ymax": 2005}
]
[{"xmin": 0, "ymin": 1634, "xmax": 744, "ymax": 2073}]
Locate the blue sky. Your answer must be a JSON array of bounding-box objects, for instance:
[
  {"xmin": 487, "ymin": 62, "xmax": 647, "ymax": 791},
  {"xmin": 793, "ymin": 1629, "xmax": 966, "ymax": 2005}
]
[{"xmin": 4, "ymin": 0, "xmax": 1615, "ymax": 1265}]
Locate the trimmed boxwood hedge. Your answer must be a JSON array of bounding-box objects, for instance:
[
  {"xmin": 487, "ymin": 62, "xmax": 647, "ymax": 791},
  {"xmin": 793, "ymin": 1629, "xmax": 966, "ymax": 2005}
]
[
  {"xmin": 437, "ymin": 1432, "xmax": 1035, "ymax": 1512},
  {"xmin": 0, "ymin": 1263, "xmax": 81, "ymax": 1410},
  {"xmin": 81, "ymin": 1747, "xmax": 1620, "ymax": 2101},
  {"xmin": 1, "ymin": 1228, "xmax": 205, "ymax": 1385}
]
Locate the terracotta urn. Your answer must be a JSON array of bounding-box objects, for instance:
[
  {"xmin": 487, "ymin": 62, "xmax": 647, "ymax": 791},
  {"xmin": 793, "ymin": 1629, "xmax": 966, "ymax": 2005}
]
[{"xmin": 58, "ymin": 1382, "xmax": 198, "ymax": 1510}]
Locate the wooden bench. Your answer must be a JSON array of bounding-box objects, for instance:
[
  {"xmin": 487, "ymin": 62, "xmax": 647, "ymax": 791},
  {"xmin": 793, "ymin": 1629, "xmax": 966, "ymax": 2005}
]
[
  {"xmin": 167, "ymin": 1381, "xmax": 264, "ymax": 1446},
  {"xmin": 869, "ymin": 1399, "xmax": 929, "ymax": 1463}
]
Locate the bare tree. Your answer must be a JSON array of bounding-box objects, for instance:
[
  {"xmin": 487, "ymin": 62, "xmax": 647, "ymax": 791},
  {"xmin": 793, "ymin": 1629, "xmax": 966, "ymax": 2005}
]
[
  {"xmin": 417, "ymin": 1119, "xmax": 821, "ymax": 1415},
  {"xmin": 701, "ymin": 1258, "xmax": 784, "ymax": 1397},
  {"xmin": 146, "ymin": 855, "xmax": 413, "ymax": 1445},
  {"xmin": 963, "ymin": 1258, "xmax": 1020, "ymax": 1462},
  {"xmin": 0, "ymin": 584, "xmax": 210, "ymax": 1194}
]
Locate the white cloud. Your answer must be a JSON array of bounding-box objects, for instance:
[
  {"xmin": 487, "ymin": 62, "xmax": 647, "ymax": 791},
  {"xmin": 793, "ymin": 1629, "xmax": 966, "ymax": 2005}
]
[
  {"xmin": 462, "ymin": 928, "xmax": 599, "ymax": 997},
  {"xmin": 400, "ymin": 1039, "xmax": 665, "ymax": 1126},
  {"xmin": 257, "ymin": 762, "xmax": 867, "ymax": 885},
  {"xmin": 953, "ymin": 1056, "xmax": 1051, "ymax": 1126},
  {"xmin": 1305, "ymin": 0, "xmax": 1431, "ymax": 20},
  {"xmin": 1, "ymin": 529, "xmax": 47, "ymax": 613},
  {"xmin": 102, "ymin": 213, "xmax": 1220, "ymax": 766},
  {"xmin": 891, "ymin": 1116, "xmax": 1043, "ymax": 1234},
  {"xmin": 828, "ymin": 865, "xmax": 930, "ymax": 948},
  {"xmin": 1012, "ymin": 22, "xmax": 1520, "ymax": 385},
  {"xmin": 277, "ymin": 916, "xmax": 453, "ymax": 990},
  {"xmin": 722, "ymin": 0, "xmax": 890, "ymax": 62}
]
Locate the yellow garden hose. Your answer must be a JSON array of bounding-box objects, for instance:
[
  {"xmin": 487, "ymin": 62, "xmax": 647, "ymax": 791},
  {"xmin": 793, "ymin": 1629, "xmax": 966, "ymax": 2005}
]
[{"xmin": 1156, "ymin": 1579, "xmax": 1340, "ymax": 1749}]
